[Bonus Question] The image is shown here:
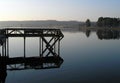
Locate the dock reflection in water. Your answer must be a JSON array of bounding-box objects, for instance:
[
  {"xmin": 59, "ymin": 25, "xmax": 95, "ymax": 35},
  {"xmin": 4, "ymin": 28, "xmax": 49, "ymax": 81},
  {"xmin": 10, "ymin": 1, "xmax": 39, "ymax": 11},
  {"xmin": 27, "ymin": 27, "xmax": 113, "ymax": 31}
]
[
  {"xmin": 0, "ymin": 28, "xmax": 64, "ymax": 83},
  {"xmin": 0, "ymin": 56, "xmax": 63, "ymax": 83}
]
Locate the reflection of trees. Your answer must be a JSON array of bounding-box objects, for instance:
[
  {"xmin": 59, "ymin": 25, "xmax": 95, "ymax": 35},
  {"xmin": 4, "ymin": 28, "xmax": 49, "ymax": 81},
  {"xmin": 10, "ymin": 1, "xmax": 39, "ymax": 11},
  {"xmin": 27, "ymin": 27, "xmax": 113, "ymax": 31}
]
[
  {"xmin": 96, "ymin": 29, "xmax": 120, "ymax": 40},
  {"xmin": 85, "ymin": 30, "xmax": 91, "ymax": 37}
]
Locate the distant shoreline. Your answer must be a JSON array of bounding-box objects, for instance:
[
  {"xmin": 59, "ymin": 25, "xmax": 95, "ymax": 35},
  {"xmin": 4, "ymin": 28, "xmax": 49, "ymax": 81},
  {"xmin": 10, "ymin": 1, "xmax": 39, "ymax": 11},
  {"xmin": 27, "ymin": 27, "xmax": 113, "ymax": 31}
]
[{"xmin": 80, "ymin": 27, "xmax": 120, "ymax": 31}]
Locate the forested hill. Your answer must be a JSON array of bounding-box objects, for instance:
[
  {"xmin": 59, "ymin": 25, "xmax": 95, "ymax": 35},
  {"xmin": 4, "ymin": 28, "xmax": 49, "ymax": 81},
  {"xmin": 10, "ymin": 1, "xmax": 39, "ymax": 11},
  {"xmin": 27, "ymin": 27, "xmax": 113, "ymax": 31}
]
[
  {"xmin": 0, "ymin": 20, "xmax": 83, "ymax": 28},
  {"xmin": 97, "ymin": 17, "xmax": 120, "ymax": 27}
]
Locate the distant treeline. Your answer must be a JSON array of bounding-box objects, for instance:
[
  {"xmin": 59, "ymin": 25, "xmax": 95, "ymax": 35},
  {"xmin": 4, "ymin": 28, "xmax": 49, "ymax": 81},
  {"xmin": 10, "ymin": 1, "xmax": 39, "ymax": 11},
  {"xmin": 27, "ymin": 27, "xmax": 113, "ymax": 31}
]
[
  {"xmin": 0, "ymin": 18, "xmax": 120, "ymax": 28},
  {"xmin": 0, "ymin": 20, "xmax": 82, "ymax": 28},
  {"xmin": 97, "ymin": 17, "xmax": 120, "ymax": 27}
]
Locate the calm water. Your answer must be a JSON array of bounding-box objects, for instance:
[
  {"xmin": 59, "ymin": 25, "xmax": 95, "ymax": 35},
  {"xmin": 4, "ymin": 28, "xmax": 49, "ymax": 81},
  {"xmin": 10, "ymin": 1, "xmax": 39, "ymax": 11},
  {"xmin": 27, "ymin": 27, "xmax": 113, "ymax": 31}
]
[{"xmin": 4, "ymin": 28, "xmax": 120, "ymax": 83}]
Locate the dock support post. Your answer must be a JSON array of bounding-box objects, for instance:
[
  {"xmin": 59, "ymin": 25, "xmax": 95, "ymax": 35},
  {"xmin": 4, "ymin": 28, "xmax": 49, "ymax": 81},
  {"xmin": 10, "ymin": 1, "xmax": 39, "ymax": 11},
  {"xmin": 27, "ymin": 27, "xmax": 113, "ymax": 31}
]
[
  {"xmin": 58, "ymin": 39, "xmax": 60, "ymax": 56},
  {"xmin": 7, "ymin": 38, "xmax": 9, "ymax": 57},
  {"xmin": 24, "ymin": 37, "xmax": 26, "ymax": 58},
  {"xmin": 5, "ymin": 39, "xmax": 6, "ymax": 56},
  {"xmin": 42, "ymin": 38, "xmax": 43, "ymax": 57},
  {"xmin": 0, "ymin": 45, "xmax": 1, "ymax": 56},
  {"xmin": 39, "ymin": 37, "xmax": 42, "ymax": 57},
  {"xmin": 2, "ymin": 44, "xmax": 4, "ymax": 56}
]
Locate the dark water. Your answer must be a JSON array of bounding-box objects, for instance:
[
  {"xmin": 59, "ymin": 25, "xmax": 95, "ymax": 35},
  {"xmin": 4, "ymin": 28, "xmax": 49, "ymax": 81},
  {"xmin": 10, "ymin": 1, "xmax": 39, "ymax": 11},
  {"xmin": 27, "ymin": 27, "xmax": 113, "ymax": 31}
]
[{"xmin": 2, "ymin": 28, "xmax": 120, "ymax": 83}]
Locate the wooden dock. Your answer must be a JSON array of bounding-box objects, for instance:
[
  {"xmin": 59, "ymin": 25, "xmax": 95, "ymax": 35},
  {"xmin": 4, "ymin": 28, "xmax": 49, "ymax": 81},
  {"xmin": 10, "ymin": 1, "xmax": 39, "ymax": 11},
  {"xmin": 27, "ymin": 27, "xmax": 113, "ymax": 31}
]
[{"xmin": 0, "ymin": 28, "xmax": 64, "ymax": 70}]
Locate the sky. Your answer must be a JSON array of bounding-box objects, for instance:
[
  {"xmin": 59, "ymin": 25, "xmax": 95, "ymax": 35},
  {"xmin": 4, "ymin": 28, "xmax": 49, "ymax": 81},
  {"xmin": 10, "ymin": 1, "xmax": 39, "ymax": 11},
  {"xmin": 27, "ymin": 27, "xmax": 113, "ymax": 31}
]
[{"xmin": 0, "ymin": 0, "xmax": 120, "ymax": 21}]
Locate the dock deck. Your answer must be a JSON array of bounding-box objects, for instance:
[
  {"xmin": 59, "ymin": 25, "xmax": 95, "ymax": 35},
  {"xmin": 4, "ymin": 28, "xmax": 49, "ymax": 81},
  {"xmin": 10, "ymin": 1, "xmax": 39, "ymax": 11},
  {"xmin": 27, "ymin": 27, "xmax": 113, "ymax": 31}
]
[{"xmin": 0, "ymin": 28, "xmax": 64, "ymax": 37}]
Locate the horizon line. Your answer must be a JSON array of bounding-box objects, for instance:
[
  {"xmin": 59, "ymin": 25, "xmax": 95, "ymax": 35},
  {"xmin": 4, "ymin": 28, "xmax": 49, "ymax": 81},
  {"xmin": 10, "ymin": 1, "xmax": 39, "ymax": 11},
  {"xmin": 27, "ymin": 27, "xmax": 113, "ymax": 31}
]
[{"xmin": 0, "ymin": 20, "xmax": 85, "ymax": 22}]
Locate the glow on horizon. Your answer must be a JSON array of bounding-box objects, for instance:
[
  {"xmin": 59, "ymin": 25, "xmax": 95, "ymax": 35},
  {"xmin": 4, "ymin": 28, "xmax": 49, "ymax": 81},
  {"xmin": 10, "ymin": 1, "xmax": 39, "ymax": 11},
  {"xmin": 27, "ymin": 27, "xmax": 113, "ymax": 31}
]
[{"xmin": 0, "ymin": 0, "xmax": 120, "ymax": 21}]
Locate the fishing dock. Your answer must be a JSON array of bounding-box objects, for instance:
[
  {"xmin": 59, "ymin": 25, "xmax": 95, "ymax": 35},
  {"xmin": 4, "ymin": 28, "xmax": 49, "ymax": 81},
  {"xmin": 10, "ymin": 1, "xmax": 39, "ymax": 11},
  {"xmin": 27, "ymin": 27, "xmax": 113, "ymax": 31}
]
[{"xmin": 0, "ymin": 28, "xmax": 64, "ymax": 70}]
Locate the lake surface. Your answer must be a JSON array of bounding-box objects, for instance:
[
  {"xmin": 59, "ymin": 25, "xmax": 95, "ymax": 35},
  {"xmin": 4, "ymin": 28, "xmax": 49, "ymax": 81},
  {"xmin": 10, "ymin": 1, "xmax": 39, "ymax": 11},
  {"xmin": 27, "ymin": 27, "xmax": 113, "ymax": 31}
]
[{"xmin": 2, "ymin": 28, "xmax": 120, "ymax": 83}]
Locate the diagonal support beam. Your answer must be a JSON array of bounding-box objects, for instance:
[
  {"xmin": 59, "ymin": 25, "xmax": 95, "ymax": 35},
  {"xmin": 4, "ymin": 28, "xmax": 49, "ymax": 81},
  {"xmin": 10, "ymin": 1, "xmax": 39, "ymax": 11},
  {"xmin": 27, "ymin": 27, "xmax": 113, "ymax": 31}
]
[
  {"xmin": 46, "ymin": 37, "xmax": 60, "ymax": 57},
  {"xmin": 41, "ymin": 37, "xmax": 55, "ymax": 56},
  {"xmin": 42, "ymin": 37, "xmax": 54, "ymax": 54},
  {"xmin": 41, "ymin": 37, "xmax": 60, "ymax": 56}
]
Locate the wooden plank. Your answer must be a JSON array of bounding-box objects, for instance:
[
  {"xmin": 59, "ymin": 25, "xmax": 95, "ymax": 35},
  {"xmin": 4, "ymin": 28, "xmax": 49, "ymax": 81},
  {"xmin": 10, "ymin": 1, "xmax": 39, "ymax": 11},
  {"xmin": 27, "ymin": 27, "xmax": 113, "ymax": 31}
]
[{"xmin": 0, "ymin": 28, "xmax": 64, "ymax": 38}]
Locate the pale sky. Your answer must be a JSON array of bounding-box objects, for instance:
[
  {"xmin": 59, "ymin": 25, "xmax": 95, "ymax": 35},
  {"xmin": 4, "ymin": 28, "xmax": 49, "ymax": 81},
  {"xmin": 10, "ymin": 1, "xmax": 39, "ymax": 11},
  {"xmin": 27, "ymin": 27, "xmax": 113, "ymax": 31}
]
[{"xmin": 0, "ymin": 0, "xmax": 120, "ymax": 21}]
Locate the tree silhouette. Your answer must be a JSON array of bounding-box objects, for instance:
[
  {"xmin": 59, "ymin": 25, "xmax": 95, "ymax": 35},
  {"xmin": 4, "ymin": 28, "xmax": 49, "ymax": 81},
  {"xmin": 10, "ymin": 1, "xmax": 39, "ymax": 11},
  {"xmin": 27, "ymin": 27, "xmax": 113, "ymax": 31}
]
[
  {"xmin": 86, "ymin": 19, "xmax": 91, "ymax": 27},
  {"xmin": 97, "ymin": 17, "xmax": 120, "ymax": 27}
]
